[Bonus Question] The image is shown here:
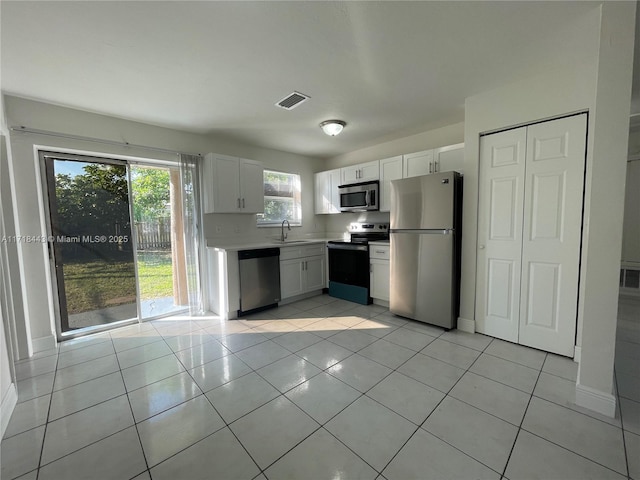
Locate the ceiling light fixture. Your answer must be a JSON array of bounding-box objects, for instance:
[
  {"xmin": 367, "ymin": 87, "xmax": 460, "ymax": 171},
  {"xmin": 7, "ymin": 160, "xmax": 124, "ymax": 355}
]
[{"xmin": 320, "ymin": 120, "xmax": 346, "ymax": 136}]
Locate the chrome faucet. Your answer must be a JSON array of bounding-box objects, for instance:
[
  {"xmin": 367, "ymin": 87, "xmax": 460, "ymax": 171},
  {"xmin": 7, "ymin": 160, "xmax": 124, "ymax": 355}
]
[{"xmin": 281, "ymin": 219, "xmax": 291, "ymax": 242}]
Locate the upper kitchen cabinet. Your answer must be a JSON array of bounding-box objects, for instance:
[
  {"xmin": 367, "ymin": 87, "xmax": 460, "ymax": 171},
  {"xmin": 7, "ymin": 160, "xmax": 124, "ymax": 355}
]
[
  {"xmin": 379, "ymin": 155, "xmax": 403, "ymax": 212},
  {"xmin": 433, "ymin": 143, "xmax": 464, "ymax": 174},
  {"xmin": 203, "ymin": 153, "xmax": 264, "ymax": 214},
  {"xmin": 403, "ymin": 144, "xmax": 465, "ymax": 178},
  {"xmin": 314, "ymin": 168, "xmax": 341, "ymax": 214},
  {"xmin": 341, "ymin": 160, "xmax": 379, "ymax": 184},
  {"xmin": 403, "ymin": 149, "xmax": 434, "ymax": 178}
]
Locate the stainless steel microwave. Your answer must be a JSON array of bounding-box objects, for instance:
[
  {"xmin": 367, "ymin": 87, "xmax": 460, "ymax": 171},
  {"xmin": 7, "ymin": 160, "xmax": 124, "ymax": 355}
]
[{"xmin": 339, "ymin": 180, "xmax": 379, "ymax": 212}]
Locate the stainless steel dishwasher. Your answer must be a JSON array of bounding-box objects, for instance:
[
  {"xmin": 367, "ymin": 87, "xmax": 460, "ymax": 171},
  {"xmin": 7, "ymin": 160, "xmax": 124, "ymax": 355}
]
[{"xmin": 238, "ymin": 248, "xmax": 281, "ymax": 316}]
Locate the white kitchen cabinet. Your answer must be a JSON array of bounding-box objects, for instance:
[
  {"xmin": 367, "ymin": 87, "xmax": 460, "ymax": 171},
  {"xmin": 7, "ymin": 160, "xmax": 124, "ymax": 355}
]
[
  {"xmin": 314, "ymin": 168, "xmax": 341, "ymax": 214},
  {"xmin": 280, "ymin": 258, "xmax": 306, "ymax": 298},
  {"xmin": 379, "ymin": 156, "xmax": 403, "ymax": 212},
  {"xmin": 304, "ymin": 255, "xmax": 325, "ymax": 291},
  {"xmin": 203, "ymin": 153, "xmax": 264, "ymax": 213},
  {"xmin": 239, "ymin": 158, "xmax": 265, "ymax": 212},
  {"xmin": 280, "ymin": 243, "xmax": 326, "ymax": 300},
  {"xmin": 403, "ymin": 150, "xmax": 434, "ymax": 178},
  {"xmin": 207, "ymin": 247, "xmax": 240, "ymax": 320},
  {"xmin": 403, "ymin": 144, "xmax": 464, "ymax": 179},
  {"xmin": 369, "ymin": 242, "xmax": 390, "ymax": 304},
  {"xmin": 341, "ymin": 160, "xmax": 379, "ymax": 184},
  {"xmin": 433, "ymin": 143, "xmax": 464, "ymax": 174}
]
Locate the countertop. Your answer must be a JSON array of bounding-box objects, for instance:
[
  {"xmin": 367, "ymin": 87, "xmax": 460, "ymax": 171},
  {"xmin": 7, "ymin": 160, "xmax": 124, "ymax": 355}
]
[{"xmin": 206, "ymin": 236, "xmax": 339, "ymax": 252}]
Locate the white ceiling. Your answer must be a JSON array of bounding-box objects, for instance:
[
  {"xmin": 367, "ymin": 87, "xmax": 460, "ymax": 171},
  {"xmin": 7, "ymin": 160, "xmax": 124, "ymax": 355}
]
[{"xmin": 1, "ymin": 1, "xmax": 638, "ymax": 158}]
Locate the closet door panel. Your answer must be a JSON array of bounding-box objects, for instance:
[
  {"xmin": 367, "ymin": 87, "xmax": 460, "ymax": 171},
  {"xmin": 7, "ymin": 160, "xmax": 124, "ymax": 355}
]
[
  {"xmin": 476, "ymin": 127, "xmax": 527, "ymax": 342},
  {"xmin": 519, "ymin": 115, "xmax": 586, "ymax": 356}
]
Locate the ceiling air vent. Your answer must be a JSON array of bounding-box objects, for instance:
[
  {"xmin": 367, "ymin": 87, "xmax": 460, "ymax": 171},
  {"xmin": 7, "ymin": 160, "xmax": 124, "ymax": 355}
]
[{"xmin": 275, "ymin": 91, "xmax": 310, "ymax": 110}]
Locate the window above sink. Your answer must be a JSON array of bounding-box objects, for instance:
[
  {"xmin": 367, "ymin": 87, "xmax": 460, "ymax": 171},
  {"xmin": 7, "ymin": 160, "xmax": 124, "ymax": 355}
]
[{"xmin": 257, "ymin": 169, "xmax": 302, "ymax": 227}]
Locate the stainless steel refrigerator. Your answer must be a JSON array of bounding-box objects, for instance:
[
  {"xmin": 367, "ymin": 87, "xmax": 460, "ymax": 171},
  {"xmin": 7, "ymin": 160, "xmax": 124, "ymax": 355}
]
[{"xmin": 389, "ymin": 171, "xmax": 462, "ymax": 329}]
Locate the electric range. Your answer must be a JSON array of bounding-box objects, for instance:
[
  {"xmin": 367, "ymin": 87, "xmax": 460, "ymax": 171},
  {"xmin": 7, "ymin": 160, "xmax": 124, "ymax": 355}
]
[{"xmin": 327, "ymin": 222, "xmax": 389, "ymax": 304}]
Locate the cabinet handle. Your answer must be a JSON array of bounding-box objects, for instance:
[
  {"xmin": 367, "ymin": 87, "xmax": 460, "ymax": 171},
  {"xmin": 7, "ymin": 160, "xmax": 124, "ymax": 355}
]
[
  {"xmin": 242, "ymin": 198, "xmax": 245, "ymax": 208},
  {"xmin": 429, "ymin": 162, "xmax": 433, "ymax": 174},
  {"xmin": 370, "ymin": 263, "xmax": 373, "ymax": 273},
  {"xmin": 375, "ymin": 250, "xmax": 385, "ymax": 254},
  {"xmin": 434, "ymin": 160, "xmax": 439, "ymax": 173},
  {"xmin": 237, "ymin": 198, "xmax": 241, "ymax": 208}
]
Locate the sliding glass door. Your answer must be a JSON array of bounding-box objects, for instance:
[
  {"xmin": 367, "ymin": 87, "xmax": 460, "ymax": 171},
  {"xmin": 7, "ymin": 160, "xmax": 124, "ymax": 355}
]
[
  {"xmin": 130, "ymin": 164, "xmax": 189, "ymax": 319},
  {"xmin": 43, "ymin": 152, "xmax": 195, "ymax": 337},
  {"xmin": 43, "ymin": 153, "xmax": 137, "ymax": 333}
]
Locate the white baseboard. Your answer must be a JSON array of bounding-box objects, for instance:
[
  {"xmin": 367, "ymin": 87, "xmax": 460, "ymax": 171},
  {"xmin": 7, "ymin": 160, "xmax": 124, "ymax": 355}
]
[
  {"xmin": 457, "ymin": 316, "xmax": 475, "ymax": 333},
  {"xmin": 372, "ymin": 299, "xmax": 389, "ymax": 308},
  {"xmin": 575, "ymin": 383, "xmax": 617, "ymax": 418},
  {"xmin": 1, "ymin": 383, "xmax": 18, "ymax": 438},
  {"xmin": 32, "ymin": 334, "xmax": 56, "ymax": 354},
  {"xmin": 573, "ymin": 345, "xmax": 581, "ymax": 363}
]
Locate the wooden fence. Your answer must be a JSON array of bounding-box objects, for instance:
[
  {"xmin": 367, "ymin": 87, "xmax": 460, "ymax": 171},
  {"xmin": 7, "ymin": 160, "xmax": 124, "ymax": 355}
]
[{"xmin": 135, "ymin": 219, "xmax": 171, "ymax": 250}]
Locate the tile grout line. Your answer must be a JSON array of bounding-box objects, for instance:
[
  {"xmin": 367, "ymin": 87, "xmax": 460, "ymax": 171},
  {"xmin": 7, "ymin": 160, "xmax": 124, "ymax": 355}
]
[
  {"xmin": 615, "ymin": 367, "xmax": 632, "ymax": 479},
  {"xmin": 111, "ymin": 326, "xmax": 159, "ymax": 478},
  {"xmin": 34, "ymin": 342, "xmax": 62, "ymax": 480},
  {"xmin": 499, "ymin": 352, "xmax": 547, "ymax": 479}
]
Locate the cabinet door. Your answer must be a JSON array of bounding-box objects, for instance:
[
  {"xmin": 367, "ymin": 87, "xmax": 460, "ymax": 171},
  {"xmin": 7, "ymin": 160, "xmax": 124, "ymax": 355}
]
[
  {"xmin": 280, "ymin": 258, "xmax": 304, "ymax": 299},
  {"xmin": 341, "ymin": 165, "xmax": 360, "ymax": 185},
  {"xmin": 209, "ymin": 154, "xmax": 241, "ymax": 213},
  {"xmin": 304, "ymin": 255, "xmax": 325, "ymax": 292},
  {"xmin": 314, "ymin": 171, "xmax": 331, "ymax": 214},
  {"xmin": 239, "ymin": 159, "xmax": 264, "ymax": 213},
  {"xmin": 379, "ymin": 156, "xmax": 403, "ymax": 212},
  {"xmin": 403, "ymin": 150, "xmax": 434, "ymax": 178},
  {"xmin": 358, "ymin": 160, "xmax": 380, "ymax": 182},
  {"xmin": 370, "ymin": 259, "xmax": 390, "ymax": 301},
  {"xmin": 329, "ymin": 169, "xmax": 342, "ymax": 213},
  {"xmin": 434, "ymin": 143, "xmax": 464, "ymax": 174}
]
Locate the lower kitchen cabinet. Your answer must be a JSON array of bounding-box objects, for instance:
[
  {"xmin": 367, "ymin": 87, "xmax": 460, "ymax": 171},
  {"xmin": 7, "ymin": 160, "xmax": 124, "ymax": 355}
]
[
  {"xmin": 280, "ymin": 243, "xmax": 326, "ymax": 301},
  {"xmin": 369, "ymin": 242, "xmax": 390, "ymax": 304}
]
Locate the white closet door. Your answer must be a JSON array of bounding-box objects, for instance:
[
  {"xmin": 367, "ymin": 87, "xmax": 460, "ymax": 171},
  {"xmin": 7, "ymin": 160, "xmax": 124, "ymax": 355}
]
[
  {"xmin": 476, "ymin": 127, "xmax": 527, "ymax": 342},
  {"xmin": 518, "ymin": 115, "xmax": 586, "ymax": 356}
]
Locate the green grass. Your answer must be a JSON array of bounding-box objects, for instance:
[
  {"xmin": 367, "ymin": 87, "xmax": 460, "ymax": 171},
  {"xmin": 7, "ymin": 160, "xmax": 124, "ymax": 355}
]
[
  {"xmin": 63, "ymin": 251, "xmax": 174, "ymax": 314},
  {"xmin": 137, "ymin": 251, "xmax": 174, "ymax": 301}
]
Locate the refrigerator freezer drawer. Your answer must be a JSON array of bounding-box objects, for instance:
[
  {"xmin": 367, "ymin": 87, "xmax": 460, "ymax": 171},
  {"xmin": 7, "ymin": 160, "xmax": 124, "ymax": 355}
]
[{"xmin": 390, "ymin": 231, "xmax": 457, "ymax": 329}]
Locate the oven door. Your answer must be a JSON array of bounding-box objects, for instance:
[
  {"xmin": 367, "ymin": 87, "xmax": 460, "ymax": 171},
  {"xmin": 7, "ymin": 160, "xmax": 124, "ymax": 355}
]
[{"xmin": 327, "ymin": 243, "xmax": 370, "ymax": 288}]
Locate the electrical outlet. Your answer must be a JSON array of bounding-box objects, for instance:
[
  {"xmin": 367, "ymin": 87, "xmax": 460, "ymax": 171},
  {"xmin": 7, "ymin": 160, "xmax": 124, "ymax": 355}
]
[{"xmin": 215, "ymin": 225, "xmax": 222, "ymax": 233}]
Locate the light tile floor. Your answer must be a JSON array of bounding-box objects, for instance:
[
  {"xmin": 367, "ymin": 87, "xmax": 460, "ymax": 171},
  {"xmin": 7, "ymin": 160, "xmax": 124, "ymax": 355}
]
[{"xmin": 2, "ymin": 294, "xmax": 639, "ymax": 480}]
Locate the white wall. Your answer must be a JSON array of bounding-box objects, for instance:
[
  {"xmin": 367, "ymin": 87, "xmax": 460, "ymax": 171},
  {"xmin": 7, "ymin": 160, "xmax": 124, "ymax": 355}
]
[
  {"xmin": 3, "ymin": 95, "xmax": 323, "ymax": 352},
  {"xmin": 462, "ymin": 2, "xmax": 635, "ymax": 416}
]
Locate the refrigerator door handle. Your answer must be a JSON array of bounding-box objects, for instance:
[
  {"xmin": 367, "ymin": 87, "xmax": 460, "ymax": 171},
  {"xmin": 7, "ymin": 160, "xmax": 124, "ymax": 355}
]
[{"xmin": 389, "ymin": 229, "xmax": 453, "ymax": 235}]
